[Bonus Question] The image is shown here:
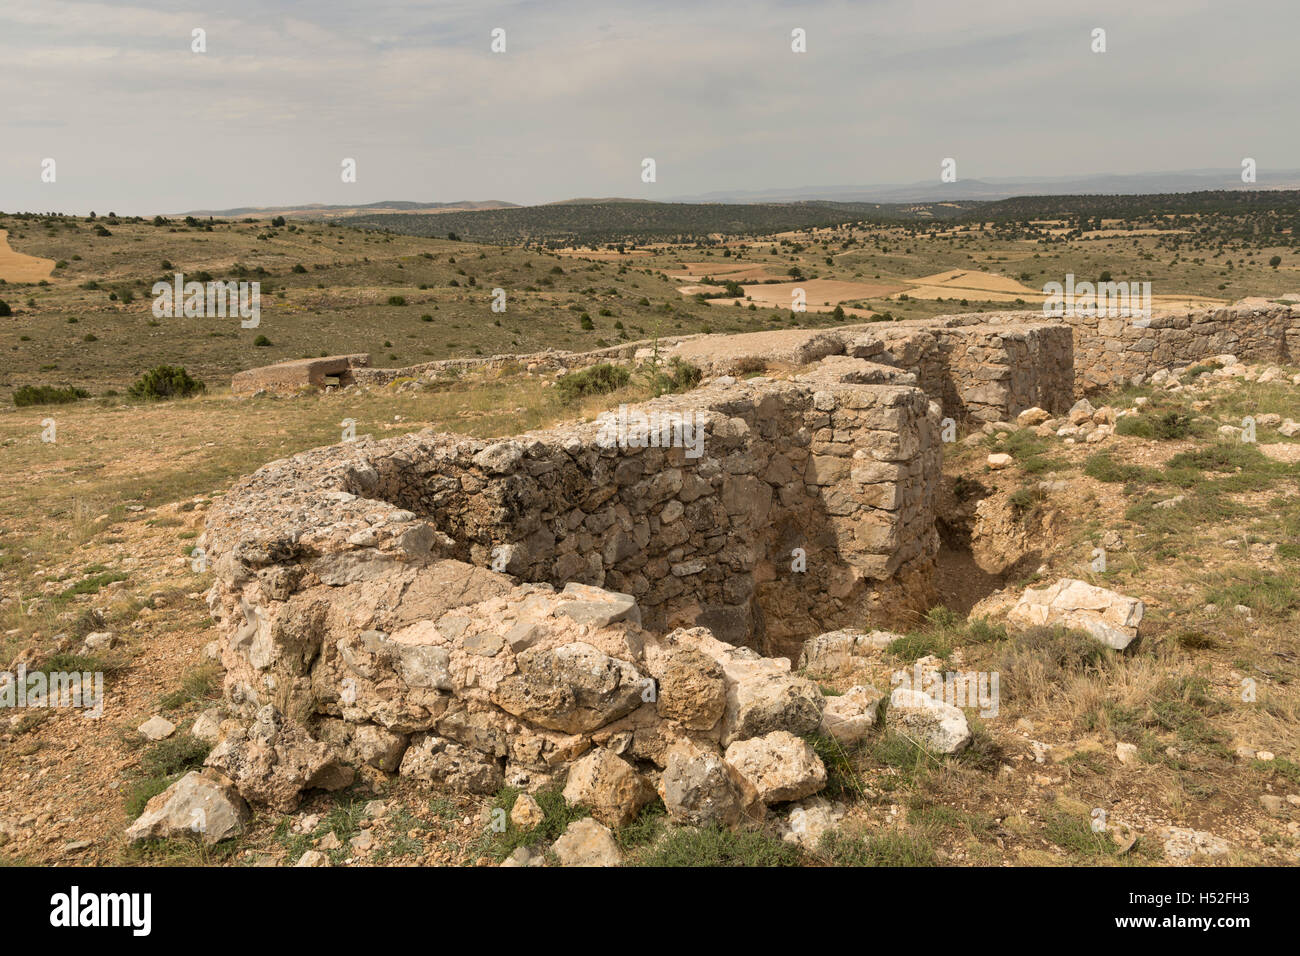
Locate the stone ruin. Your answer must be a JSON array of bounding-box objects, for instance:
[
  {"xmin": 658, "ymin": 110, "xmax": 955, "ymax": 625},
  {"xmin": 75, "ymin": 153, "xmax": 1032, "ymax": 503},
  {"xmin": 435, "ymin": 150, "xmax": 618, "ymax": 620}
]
[
  {"xmin": 231, "ymin": 353, "xmax": 371, "ymax": 397},
  {"xmin": 196, "ymin": 303, "xmax": 1299, "ymax": 823}
]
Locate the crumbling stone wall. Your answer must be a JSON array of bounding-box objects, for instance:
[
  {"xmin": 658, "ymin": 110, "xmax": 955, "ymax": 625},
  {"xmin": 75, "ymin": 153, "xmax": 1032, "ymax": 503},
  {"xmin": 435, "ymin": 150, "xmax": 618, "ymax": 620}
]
[
  {"xmin": 873, "ymin": 322, "xmax": 1074, "ymax": 423},
  {"xmin": 1050, "ymin": 305, "xmax": 1298, "ymax": 392},
  {"xmin": 205, "ymin": 374, "xmax": 941, "ymax": 656},
  {"xmin": 200, "ymin": 364, "xmax": 944, "ymax": 811},
  {"xmin": 969, "ymin": 304, "xmax": 1299, "ymax": 393}
]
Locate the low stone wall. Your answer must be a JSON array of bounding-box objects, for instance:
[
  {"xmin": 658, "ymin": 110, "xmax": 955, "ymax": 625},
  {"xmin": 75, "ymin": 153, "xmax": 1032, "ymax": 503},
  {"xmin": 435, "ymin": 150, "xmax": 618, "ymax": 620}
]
[
  {"xmin": 204, "ymin": 372, "xmax": 941, "ymax": 657},
  {"xmin": 351, "ymin": 334, "xmax": 707, "ymax": 386},
  {"xmin": 201, "ymin": 362, "xmax": 943, "ymax": 811},
  {"xmin": 968, "ymin": 304, "xmax": 1299, "ymax": 393},
  {"xmin": 1055, "ymin": 305, "xmax": 1298, "ymax": 392}
]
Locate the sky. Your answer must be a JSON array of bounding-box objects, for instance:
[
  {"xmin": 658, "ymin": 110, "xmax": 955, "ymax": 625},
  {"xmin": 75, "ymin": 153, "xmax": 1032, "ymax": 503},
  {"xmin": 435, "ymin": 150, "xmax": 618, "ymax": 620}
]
[{"xmin": 2, "ymin": 0, "xmax": 1296, "ymax": 216}]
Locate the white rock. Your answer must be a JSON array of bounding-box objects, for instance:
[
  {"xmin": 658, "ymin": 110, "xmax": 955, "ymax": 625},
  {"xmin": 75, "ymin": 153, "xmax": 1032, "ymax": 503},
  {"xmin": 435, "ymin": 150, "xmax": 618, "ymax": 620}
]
[
  {"xmin": 781, "ymin": 797, "xmax": 844, "ymax": 850},
  {"xmin": 1007, "ymin": 578, "xmax": 1144, "ymax": 650},
  {"xmin": 819, "ymin": 684, "xmax": 885, "ymax": 744},
  {"xmin": 724, "ymin": 730, "xmax": 827, "ymax": 804},
  {"xmin": 885, "ymin": 688, "xmax": 972, "ymax": 754},
  {"xmin": 82, "ymin": 631, "xmax": 114, "ymax": 652},
  {"xmin": 1161, "ymin": 827, "xmax": 1230, "ymax": 862},
  {"xmin": 124, "ymin": 770, "xmax": 249, "ymax": 845},
  {"xmin": 138, "ymin": 715, "xmax": 176, "ymax": 741},
  {"xmin": 190, "ymin": 708, "xmax": 222, "ymax": 744},
  {"xmin": 551, "ymin": 817, "xmax": 622, "ymax": 867}
]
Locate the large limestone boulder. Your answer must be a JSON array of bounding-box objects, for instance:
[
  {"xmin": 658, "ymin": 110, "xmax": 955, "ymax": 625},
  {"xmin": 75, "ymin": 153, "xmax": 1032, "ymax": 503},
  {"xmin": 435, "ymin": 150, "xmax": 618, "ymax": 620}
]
[
  {"xmin": 667, "ymin": 631, "xmax": 823, "ymax": 746},
  {"xmin": 797, "ymin": 628, "xmax": 897, "ymax": 677},
  {"xmin": 552, "ymin": 818, "xmax": 623, "ymax": 867},
  {"xmin": 1007, "ymin": 578, "xmax": 1143, "ymax": 649},
  {"xmin": 561, "ymin": 748, "xmax": 654, "ymax": 827},
  {"xmin": 124, "ymin": 771, "xmax": 250, "ymax": 845},
  {"xmin": 820, "ymin": 684, "xmax": 885, "ymax": 744},
  {"xmin": 204, "ymin": 706, "xmax": 354, "ymax": 812},
  {"xmin": 658, "ymin": 741, "xmax": 753, "ymax": 827},
  {"xmin": 886, "ymin": 688, "xmax": 972, "ymax": 754},
  {"xmin": 492, "ymin": 642, "xmax": 646, "ymax": 733},
  {"xmin": 644, "ymin": 643, "xmax": 727, "ymax": 730},
  {"xmin": 724, "ymin": 730, "xmax": 827, "ymax": 804}
]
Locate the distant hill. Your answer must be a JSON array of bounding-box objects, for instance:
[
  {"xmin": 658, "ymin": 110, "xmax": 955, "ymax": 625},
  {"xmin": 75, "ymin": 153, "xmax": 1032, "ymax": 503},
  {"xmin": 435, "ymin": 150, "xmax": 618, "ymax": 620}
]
[
  {"xmin": 343, "ymin": 200, "xmax": 967, "ymax": 245},
  {"xmin": 180, "ymin": 199, "xmax": 518, "ymax": 219},
  {"xmin": 669, "ymin": 169, "xmax": 1300, "ymax": 204},
  {"xmin": 339, "ymin": 190, "xmax": 1300, "ymax": 246}
]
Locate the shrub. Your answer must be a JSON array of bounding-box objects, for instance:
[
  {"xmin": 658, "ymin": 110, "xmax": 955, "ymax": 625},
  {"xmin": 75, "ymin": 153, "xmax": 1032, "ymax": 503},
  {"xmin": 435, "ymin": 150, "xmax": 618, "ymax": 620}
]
[
  {"xmin": 253, "ymin": 335, "xmax": 272, "ymax": 347},
  {"xmin": 637, "ymin": 825, "xmax": 804, "ymax": 867},
  {"xmin": 0, "ymin": 299, "xmax": 10, "ymax": 316},
  {"xmin": 641, "ymin": 357, "xmax": 702, "ymax": 396},
  {"xmin": 555, "ymin": 363, "xmax": 631, "ymax": 403},
  {"xmin": 388, "ymin": 295, "xmax": 407, "ymax": 306},
  {"xmin": 128, "ymin": 365, "xmax": 205, "ymax": 401},
  {"xmin": 13, "ymin": 384, "xmax": 89, "ymax": 407}
]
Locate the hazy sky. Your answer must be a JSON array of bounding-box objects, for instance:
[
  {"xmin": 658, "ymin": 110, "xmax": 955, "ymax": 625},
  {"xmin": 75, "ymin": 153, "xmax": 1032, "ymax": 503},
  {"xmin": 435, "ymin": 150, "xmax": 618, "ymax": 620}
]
[{"xmin": 2, "ymin": 0, "xmax": 1295, "ymax": 215}]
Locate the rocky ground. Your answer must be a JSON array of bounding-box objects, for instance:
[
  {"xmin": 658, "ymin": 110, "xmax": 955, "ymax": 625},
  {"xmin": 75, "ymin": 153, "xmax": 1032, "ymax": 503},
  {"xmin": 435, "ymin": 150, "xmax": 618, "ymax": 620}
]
[{"xmin": 1, "ymin": 354, "xmax": 1298, "ymax": 866}]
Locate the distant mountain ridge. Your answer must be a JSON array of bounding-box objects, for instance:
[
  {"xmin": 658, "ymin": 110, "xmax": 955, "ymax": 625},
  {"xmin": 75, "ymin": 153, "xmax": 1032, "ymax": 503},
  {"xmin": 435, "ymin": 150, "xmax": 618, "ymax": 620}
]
[
  {"xmin": 666, "ymin": 169, "xmax": 1300, "ymax": 204},
  {"xmin": 180, "ymin": 199, "xmax": 518, "ymax": 218}
]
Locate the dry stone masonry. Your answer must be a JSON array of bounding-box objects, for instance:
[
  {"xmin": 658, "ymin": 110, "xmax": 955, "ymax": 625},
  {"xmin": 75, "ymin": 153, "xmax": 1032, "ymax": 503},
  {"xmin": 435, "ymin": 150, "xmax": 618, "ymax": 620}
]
[{"xmin": 195, "ymin": 302, "xmax": 1299, "ymax": 818}]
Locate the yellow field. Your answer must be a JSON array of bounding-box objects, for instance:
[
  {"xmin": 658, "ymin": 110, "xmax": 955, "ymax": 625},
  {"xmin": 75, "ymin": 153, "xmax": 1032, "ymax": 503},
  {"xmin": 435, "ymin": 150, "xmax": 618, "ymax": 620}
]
[{"xmin": 0, "ymin": 229, "xmax": 55, "ymax": 282}]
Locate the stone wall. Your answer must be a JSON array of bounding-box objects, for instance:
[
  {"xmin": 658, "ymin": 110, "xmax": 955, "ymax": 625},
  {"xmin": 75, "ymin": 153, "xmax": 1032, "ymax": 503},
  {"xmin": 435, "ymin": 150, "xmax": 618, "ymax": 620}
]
[
  {"xmin": 966, "ymin": 304, "xmax": 1299, "ymax": 394},
  {"xmin": 873, "ymin": 322, "xmax": 1075, "ymax": 423},
  {"xmin": 204, "ymin": 371, "xmax": 941, "ymax": 659},
  {"xmin": 351, "ymin": 334, "xmax": 707, "ymax": 386},
  {"xmin": 200, "ymin": 362, "xmax": 942, "ymax": 810}
]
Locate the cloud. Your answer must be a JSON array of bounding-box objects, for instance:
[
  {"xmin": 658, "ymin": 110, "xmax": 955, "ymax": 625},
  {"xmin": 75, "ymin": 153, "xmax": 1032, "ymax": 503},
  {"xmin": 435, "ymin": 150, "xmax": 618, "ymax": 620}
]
[{"xmin": 0, "ymin": 0, "xmax": 1295, "ymax": 214}]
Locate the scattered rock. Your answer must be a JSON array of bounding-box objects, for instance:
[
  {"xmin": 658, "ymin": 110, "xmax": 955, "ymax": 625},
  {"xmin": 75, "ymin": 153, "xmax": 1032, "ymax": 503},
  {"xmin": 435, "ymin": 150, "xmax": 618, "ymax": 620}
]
[
  {"xmin": 659, "ymin": 741, "xmax": 751, "ymax": 827},
  {"xmin": 561, "ymin": 747, "xmax": 654, "ymax": 827},
  {"xmin": 81, "ymin": 631, "xmax": 114, "ymax": 652},
  {"xmin": 819, "ymin": 684, "xmax": 884, "ymax": 744},
  {"xmin": 138, "ymin": 715, "xmax": 176, "ymax": 741},
  {"xmin": 1160, "ymin": 826, "xmax": 1230, "ymax": 862},
  {"xmin": 1007, "ymin": 578, "xmax": 1143, "ymax": 650},
  {"xmin": 124, "ymin": 770, "xmax": 249, "ymax": 845},
  {"xmin": 191, "ymin": 708, "xmax": 222, "ymax": 744},
  {"xmin": 724, "ymin": 731, "xmax": 827, "ymax": 804},
  {"xmin": 886, "ymin": 688, "xmax": 972, "ymax": 754},
  {"xmin": 551, "ymin": 817, "xmax": 622, "ymax": 867},
  {"xmin": 510, "ymin": 793, "xmax": 545, "ymax": 830},
  {"xmin": 781, "ymin": 797, "xmax": 845, "ymax": 850}
]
